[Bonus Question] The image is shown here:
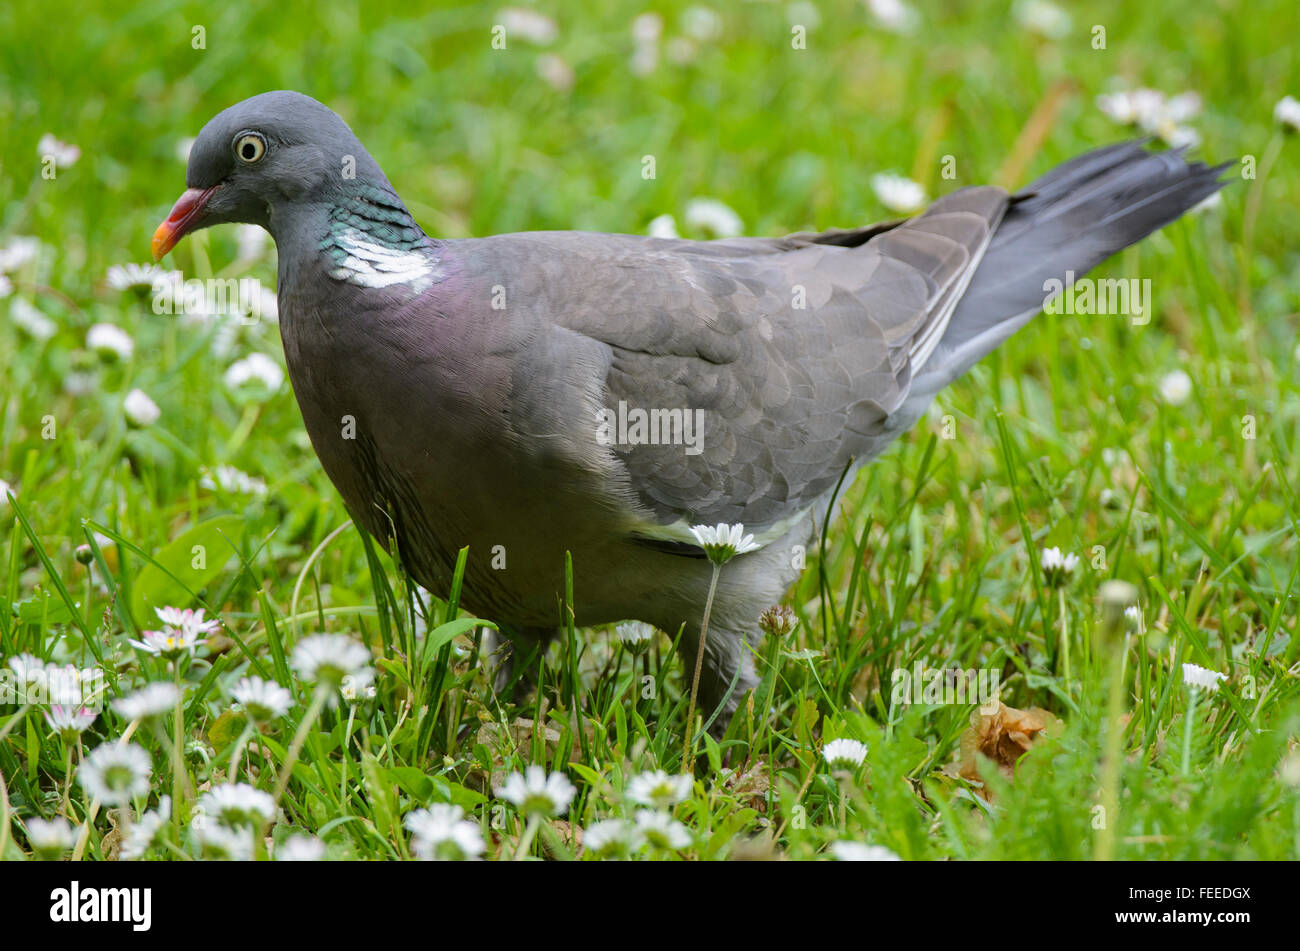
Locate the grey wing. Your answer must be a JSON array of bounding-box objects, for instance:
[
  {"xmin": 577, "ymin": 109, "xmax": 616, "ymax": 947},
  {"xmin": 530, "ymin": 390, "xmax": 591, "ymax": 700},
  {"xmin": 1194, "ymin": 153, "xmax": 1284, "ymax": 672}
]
[{"xmin": 531, "ymin": 186, "xmax": 1008, "ymax": 545}]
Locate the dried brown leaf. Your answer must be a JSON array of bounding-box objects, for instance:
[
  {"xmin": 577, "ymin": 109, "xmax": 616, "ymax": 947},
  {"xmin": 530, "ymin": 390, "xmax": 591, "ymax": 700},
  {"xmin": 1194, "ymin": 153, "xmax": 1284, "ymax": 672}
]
[{"xmin": 958, "ymin": 700, "xmax": 1061, "ymax": 798}]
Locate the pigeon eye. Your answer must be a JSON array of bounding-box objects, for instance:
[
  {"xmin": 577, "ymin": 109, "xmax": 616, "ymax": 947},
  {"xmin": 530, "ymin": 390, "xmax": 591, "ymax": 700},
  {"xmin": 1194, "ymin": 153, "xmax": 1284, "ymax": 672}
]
[{"xmin": 233, "ymin": 132, "xmax": 267, "ymax": 164}]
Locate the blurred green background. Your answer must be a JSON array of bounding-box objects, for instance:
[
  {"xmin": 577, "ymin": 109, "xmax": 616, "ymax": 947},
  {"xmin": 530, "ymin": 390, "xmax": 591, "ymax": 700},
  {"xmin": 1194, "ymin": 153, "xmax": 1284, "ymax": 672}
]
[
  {"xmin": 4, "ymin": 0, "xmax": 1297, "ymax": 262},
  {"xmin": 3, "ymin": 0, "xmax": 1300, "ymax": 860}
]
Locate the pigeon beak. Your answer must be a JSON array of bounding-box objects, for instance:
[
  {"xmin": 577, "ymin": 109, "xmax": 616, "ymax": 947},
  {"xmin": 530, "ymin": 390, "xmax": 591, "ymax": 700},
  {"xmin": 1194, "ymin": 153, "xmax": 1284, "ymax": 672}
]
[{"xmin": 152, "ymin": 186, "xmax": 219, "ymax": 261}]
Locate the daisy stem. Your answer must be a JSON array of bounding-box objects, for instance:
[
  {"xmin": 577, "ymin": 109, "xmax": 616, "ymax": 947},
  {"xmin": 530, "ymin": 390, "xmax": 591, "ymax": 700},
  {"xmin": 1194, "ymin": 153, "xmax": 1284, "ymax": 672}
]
[
  {"xmin": 59, "ymin": 743, "xmax": 73, "ymax": 817},
  {"xmin": 341, "ymin": 704, "xmax": 358, "ymax": 803},
  {"xmin": 682, "ymin": 562, "xmax": 722, "ymax": 771},
  {"xmin": 514, "ymin": 814, "xmax": 542, "ymax": 860},
  {"xmin": 273, "ymin": 684, "xmax": 331, "ymax": 810},
  {"xmin": 0, "ymin": 765, "xmax": 10, "ymax": 861},
  {"xmin": 1094, "ymin": 640, "xmax": 1128, "ymax": 861},
  {"xmin": 1181, "ymin": 688, "xmax": 1199, "ymax": 777},
  {"xmin": 117, "ymin": 805, "xmax": 132, "ymax": 851},
  {"xmin": 1058, "ymin": 588, "xmax": 1071, "ymax": 687},
  {"xmin": 171, "ymin": 669, "xmax": 188, "ymax": 840}
]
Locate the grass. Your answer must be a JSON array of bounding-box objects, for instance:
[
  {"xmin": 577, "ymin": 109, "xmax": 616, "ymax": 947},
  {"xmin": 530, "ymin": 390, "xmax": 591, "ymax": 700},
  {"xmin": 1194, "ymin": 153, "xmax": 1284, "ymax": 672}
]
[{"xmin": 1, "ymin": 0, "xmax": 1299, "ymax": 861}]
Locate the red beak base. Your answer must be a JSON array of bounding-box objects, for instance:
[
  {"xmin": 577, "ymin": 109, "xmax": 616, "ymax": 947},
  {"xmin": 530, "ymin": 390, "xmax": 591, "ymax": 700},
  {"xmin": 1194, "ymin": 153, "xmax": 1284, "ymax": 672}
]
[{"xmin": 152, "ymin": 186, "xmax": 218, "ymax": 261}]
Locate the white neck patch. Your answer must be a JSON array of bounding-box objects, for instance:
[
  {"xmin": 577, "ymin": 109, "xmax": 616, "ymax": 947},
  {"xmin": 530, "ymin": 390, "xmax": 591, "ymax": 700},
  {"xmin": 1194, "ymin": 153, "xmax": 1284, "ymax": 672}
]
[{"xmin": 327, "ymin": 225, "xmax": 437, "ymax": 294}]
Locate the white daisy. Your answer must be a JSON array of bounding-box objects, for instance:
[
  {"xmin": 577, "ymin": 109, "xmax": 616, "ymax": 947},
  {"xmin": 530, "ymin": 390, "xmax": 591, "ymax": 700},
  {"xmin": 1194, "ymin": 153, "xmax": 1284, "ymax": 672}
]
[
  {"xmin": 44, "ymin": 705, "xmax": 97, "ymax": 739},
  {"xmin": 121, "ymin": 796, "xmax": 171, "ymax": 860},
  {"xmin": 223, "ymin": 352, "xmax": 285, "ymax": 392},
  {"xmin": 155, "ymin": 606, "xmax": 220, "ymax": 639},
  {"xmin": 25, "ymin": 816, "xmax": 76, "ymax": 859},
  {"xmin": 231, "ymin": 675, "xmax": 293, "ymax": 723},
  {"xmin": 106, "ymin": 263, "xmax": 164, "ymax": 292},
  {"xmin": 831, "ymin": 840, "xmax": 901, "ymax": 861},
  {"xmin": 1275, "ymin": 95, "xmax": 1300, "ymax": 133},
  {"xmin": 1182, "ymin": 663, "xmax": 1227, "ymax": 693},
  {"xmin": 583, "ymin": 818, "xmax": 643, "ymax": 857},
  {"xmin": 11, "ymin": 298, "xmax": 56, "ymax": 341},
  {"xmin": 682, "ymin": 6, "xmax": 722, "ymax": 42},
  {"xmin": 199, "ymin": 782, "xmax": 276, "ymax": 827},
  {"xmin": 129, "ymin": 608, "xmax": 214, "ymax": 660},
  {"xmin": 632, "ymin": 12, "xmax": 662, "ymax": 43},
  {"xmin": 80, "ymin": 743, "xmax": 152, "ymax": 805},
  {"xmin": 616, "ymin": 621, "xmax": 657, "ymax": 653},
  {"xmin": 0, "ymin": 479, "xmax": 12, "ymax": 515},
  {"xmin": 1096, "ymin": 87, "xmax": 1201, "ymax": 147},
  {"xmin": 666, "ymin": 36, "xmax": 697, "ymax": 66},
  {"xmin": 405, "ymin": 804, "xmax": 485, "ymax": 861},
  {"xmin": 1040, "ymin": 546, "xmax": 1080, "ymax": 587},
  {"xmin": 40, "ymin": 664, "xmax": 92, "ymax": 708},
  {"xmin": 0, "ymin": 275, "xmax": 11, "ymax": 298},
  {"xmin": 275, "ymin": 834, "xmax": 326, "ymax": 861},
  {"xmin": 788, "ymin": 1, "xmax": 822, "ymax": 29},
  {"xmin": 684, "ymin": 198, "xmax": 743, "ymax": 238},
  {"xmin": 38, "ymin": 133, "xmax": 80, "ymax": 168},
  {"xmin": 865, "ymin": 0, "xmax": 919, "ymax": 33},
  {"xmin": 648, "ymin": 214, "xmax": 680, "ymax": 239},
  {"xmin": 193, "ymin": 823, "xmax": 253, "ymax": 861},
  {"xmin": 823, "ymin": 737, "xmax": 869, "ymax": 770},
  {"xmin": 1014, "ymin": 0, "xmax": 1070, "ymax": 38},
  {"xmin": 63, "ymin": 370, "xmax": 99, "ymax": 397},
  {"xmin": 341, "ymin": 673, "xmax": 377, "ymax": 704},
  {"xmin": 871, "ymin": 172, "xmax": 927, "ymax": 213},
  {"xmin": 1190, "ymin": 190, "xmax": 1223, "ymax": 215},
  {"xmin": 633, "ymin": 809, "xmax": 692, "ymax": 850},
  {"xmin": 251, "ymin": 285, "xmax": 279, "ymax": 323},
  {"xmin": 123, "ymin": 388, "xmax": 161, "ymax": 427},
  {"xmin": 129, "ymin": 628, "xmax": 195, "ymax": 660},
  {"xmin": 689, "ymin": 522, "xmax": 760, "ymax": 565},
  {"xmin": 290, "ymin": 634, "xmax": 373, "ymax": 690},
  {"xmin": 86, "ymin": 323, "xmax": 134, "ymax": 361},
  {"xmin": 8, "ymin": 651, "xmax": 45, "ymax": 691},
  {"xmin": 1124, "ymin": 605, "xmax": 1142, "ymax": 632},
  {"xmin": 536, "ymin": 54, "xmax": 575, "ymax": 93},
  {"xmin": 496, "ymin": 765, "xmax": 576, "ymax": 817},
  {"xmin": 1159, "ymin": 369, "xmax": 1192, "ymax": 405},
  {"xmin": 498, "ymin": 7, "xmax": 558, "ymax": 45},
  {"xmin": 0, "ymin": 236, "xmax": 41, "ymax": 273},
  {"xmin": 112, "ymin": 682, "xmax": 179, "ymax": 720},
  {"xmin": 1163, "ymin": 92, "xmax": 1203, "ymax": 123},
  {"xmin": 631, "ymin": 13, "xmax": 662, "ymax": 76},
  {"xmin": 625, "ymin": 770, "xmax": 692, "ymax": 809},
  {"xmin": 199, "ymin": 464, "xmax": 268, "ymax": 497},
  {"xmin": 1278, "ymin": 751, "xmax": 1300, "ymax": 788}
]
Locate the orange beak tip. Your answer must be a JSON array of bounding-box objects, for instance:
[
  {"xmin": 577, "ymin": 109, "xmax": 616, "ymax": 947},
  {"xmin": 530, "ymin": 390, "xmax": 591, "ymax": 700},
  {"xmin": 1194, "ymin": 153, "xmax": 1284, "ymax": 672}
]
[
  {"xmin": 152, "ymin": 185, "xmax": 216, "ymax": 263},
  {"xmin": 151, "ymin": 223, "xmax": 174, "ymax": 262}
]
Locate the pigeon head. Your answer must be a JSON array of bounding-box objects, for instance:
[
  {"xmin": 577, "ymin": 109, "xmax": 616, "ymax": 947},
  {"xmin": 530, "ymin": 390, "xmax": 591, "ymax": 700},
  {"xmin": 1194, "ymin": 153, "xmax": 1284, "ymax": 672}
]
[{"xmin": 152, "ymin": 91, "xmax": 393, "ymax": 260}]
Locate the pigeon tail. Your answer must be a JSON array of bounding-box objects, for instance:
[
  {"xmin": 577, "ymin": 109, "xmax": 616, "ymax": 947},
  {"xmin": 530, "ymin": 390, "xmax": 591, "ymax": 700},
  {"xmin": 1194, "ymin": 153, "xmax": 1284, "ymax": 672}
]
[{"xmin": 910, "ymin": 140, "xmax": 1232, "ymax": 398}]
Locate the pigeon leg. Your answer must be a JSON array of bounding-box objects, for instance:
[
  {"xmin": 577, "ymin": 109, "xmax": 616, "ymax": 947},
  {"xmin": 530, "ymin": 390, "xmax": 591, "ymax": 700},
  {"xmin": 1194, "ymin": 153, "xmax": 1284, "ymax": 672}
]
[{"xmin": 489, "ymin": 625, "xmax": 559, "ymax": 703}]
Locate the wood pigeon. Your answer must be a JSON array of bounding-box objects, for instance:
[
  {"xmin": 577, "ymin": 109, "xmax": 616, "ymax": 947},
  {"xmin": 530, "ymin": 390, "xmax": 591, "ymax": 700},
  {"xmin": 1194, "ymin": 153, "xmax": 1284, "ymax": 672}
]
[{"xmin": 153, "ymin": 91, "xmax": 1228, "ymax": 727}]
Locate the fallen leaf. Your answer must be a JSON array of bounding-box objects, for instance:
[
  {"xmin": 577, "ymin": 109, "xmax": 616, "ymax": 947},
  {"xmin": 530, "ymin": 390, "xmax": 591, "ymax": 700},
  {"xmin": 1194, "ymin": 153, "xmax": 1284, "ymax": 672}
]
[{"xmin": 958, "ymin": 700, "xmax": 1061, "ymax": 798}]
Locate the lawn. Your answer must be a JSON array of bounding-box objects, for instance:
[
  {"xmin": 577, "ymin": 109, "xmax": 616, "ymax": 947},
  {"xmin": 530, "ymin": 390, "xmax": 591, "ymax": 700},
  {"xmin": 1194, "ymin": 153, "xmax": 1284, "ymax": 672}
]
[{"xmin": 1, "ymin": 0, "xmax": 1298, "ymax": 862}]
